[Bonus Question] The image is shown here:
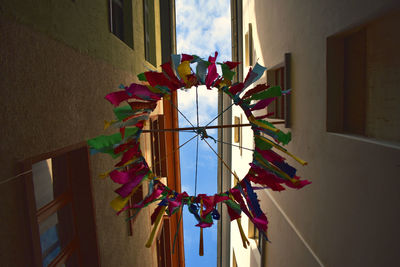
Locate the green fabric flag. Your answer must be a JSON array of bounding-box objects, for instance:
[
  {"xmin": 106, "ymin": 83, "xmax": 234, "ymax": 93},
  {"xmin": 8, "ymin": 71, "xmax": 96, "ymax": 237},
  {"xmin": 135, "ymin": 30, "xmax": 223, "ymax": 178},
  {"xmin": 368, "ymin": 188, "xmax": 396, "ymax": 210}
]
[
  {"xmin": 220, "ymin": 63, "xmax": 235, "ymax": 81},
  {"xmin": 254, "ymin": 135, "xmax": 273, "ymax": 150},
  {"xmin": 87, "ymin": 127, "xmax": 140, "ymax": 152},
  {"xmin": 224, "ymin": 199, "xmax": 241, "ymax": 213},
  {"xmin": 113, "ymin": 105, "xmax": 134, "ymax": 121},
  {"xmin": 250, "ymin": 86, "xmax": 282, "ymax": 100},
  {"xmin": 137, "ymin": 72, "xmax": 147, "ymax": 81},
  {"xmin": 258, "ymin": 119, "xmax": 292, "ymax": 145}
]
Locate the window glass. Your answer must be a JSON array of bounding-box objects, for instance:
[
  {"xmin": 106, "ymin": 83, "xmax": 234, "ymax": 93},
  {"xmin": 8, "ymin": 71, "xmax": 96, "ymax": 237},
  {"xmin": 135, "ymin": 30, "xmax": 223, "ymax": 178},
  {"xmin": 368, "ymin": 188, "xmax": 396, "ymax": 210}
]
[
  {"xmin": 39, "ymin": 202, "xmax": 76, "ymax": 267},
  {"xmin": 32, "ymin": 157, "xmax": 69, "ymax": 210},
  {"xmin": 110, "ymin": 0, "xmax": 133, "ymax": 48}
]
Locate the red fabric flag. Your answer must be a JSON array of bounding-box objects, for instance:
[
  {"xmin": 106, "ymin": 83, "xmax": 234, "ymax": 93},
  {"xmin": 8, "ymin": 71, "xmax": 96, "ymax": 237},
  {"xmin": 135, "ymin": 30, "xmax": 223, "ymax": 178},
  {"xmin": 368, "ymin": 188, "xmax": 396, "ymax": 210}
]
[
  {"xmin": 229, "ymin": 83, "xmax": 244, "ymax": 95},
  {"xmin": 223, "ymin": 61, "xmax": 241, "ymax": 69},
  {"xmin": 181, "ymin": 54, "xmax": 194, "ymax": 62},
  {"xmin": 242, "ymin": 84, "xmax": 270, "ymax": 99}
]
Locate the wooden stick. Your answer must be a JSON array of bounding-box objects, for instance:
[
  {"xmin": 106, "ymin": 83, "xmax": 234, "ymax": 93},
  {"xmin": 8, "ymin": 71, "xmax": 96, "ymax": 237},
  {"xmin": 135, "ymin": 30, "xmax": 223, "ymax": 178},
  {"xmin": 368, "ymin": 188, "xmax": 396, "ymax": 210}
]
[
  {"xmin": 199, "ymin": 199, "xmax": 204, "ymax": 256},
  {"xmin": 199, "ymin": 228, "xmax": 204, "ymax": 256},
  {"xmin": 237, "ymin": 218, "xmax": 250, "ymax": 249},
  {"xmin": 141, "ymin": 121, "xmax": 285, "ymax": 133},
  {"xmin": 145, "ymin": 206, "xmax": 167, "ymax": 248}
]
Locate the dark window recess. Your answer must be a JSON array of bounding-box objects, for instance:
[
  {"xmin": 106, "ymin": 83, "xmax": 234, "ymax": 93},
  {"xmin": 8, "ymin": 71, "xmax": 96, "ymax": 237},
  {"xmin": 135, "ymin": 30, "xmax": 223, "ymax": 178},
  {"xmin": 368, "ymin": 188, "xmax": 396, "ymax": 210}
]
[
  {"xmin": 109, "ymin": 0, "xmax": 133, "ymax": 48},
  {"xmin": 127, "ymin": 184, "xmax": 143, "ymax": 236},
  {"xmin": 150, "ymin": 115, "xmax": 167, "ymax": 178},
  {"xmin": 327, "ymin": 11, "xmax": 400, "ymax": 142},
  {"xmin": 245, "ymin": 23, "xmax": 253, "ymax": 67},
  {"xmin": 143, "ymin": 0, "xmax": 156, "ymax": 65},
  {"xmin": 111, "ymin": 0, "xmax": 124, "ymax": 41},
  {"xmin": 156, "ymin": 217, "xmax": 172, "ymax": 267}
]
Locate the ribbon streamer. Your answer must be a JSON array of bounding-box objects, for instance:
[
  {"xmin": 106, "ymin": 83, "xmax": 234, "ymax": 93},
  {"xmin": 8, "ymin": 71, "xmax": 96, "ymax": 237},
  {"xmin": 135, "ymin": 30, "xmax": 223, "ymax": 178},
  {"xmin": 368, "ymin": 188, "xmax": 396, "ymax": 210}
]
[{"xmin": 87, "ymin": 52, "xmax": 311, "ymax": 251}]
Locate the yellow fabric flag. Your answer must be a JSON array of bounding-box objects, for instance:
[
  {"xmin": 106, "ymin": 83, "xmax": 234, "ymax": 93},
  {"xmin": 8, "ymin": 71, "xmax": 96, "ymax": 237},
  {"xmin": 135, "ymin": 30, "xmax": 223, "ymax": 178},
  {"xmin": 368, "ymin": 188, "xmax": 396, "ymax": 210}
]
[{"xmin": 177, "ymin": 61, "xmax": 192, "ymax": 87}]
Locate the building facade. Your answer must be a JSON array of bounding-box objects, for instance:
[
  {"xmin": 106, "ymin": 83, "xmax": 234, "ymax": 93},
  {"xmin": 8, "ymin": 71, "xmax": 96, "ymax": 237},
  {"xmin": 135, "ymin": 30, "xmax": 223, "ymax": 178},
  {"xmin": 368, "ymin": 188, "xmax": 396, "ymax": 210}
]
[
  {"xmin": 0, "ymin": 0, "xmax": 184, "ymax": 266},
  {"xmin": 229, "ymin": 0, "xmax": 400, "ymax": 266}
]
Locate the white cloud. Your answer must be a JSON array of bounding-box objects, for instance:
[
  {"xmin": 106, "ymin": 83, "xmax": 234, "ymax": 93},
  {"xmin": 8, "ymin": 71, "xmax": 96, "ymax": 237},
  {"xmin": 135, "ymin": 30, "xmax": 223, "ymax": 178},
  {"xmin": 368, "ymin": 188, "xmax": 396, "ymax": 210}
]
[
  {"xmin": 175, "ymin": 2, "xmax": 231, "ymax": 262},
  {"xmin": 176, "ymin": 0, "xmax": 231, "ymax": 137},
  {"xmin": 178, "ymin": 85, "xmax": 218, "ymax": 128},
  {"xmin": 176, "ymin": 0, "xmax": 232, "ymax": 62}
]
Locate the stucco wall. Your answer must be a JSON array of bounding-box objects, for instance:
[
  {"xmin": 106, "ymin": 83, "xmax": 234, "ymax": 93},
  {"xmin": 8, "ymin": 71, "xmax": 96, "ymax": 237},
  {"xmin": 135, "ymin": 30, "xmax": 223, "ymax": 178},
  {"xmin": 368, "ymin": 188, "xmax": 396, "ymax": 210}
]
[
  {"xmin": 0, "ymin": 0, "xmax": 161, "ymax": 74},
  {"xmin": 0, "ymin": 4, "xmax": 160, "ymax": 265},
  {"xmin": 231, "ymin": 1, "xmax": 400, "ymax": 266}
]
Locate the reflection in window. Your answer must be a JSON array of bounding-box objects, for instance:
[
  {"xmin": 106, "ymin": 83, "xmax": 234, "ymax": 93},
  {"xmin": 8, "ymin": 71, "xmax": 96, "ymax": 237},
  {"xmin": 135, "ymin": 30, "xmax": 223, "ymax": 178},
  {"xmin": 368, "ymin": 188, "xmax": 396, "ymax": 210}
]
[{"xmin": 39, "ymin": 203, "xmax": 75, "ymax": 267}]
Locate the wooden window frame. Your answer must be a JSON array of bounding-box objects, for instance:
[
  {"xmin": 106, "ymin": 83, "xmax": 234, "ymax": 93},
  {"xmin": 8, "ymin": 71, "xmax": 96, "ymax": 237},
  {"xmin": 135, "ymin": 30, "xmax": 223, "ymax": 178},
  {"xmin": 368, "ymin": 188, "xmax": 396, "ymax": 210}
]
[
  {"xmin": 21, "ymin": 143, "xmax": 100, "ymax": 267},
  {"xmin": 245, "ymin": 23, "xmax": 253, "ymax": 67},
  {"xmin": 266, "ymin": 53, "xmax": 292, "ymax": 127},
  {"xmin": 156, "ymin": 216, "xmax": 172, "ymax": 267},
  {"xmin": 150, "ymin": 115, "xmax": 167, "ymax": 178}
]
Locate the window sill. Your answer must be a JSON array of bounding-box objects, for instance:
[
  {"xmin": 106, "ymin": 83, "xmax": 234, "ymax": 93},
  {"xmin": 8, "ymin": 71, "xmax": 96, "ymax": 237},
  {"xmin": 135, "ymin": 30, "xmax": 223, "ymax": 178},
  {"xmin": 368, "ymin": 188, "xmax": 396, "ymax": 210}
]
[{"xmin": 327, "ymin": 132, "xmax": 400, "ymax": 150}]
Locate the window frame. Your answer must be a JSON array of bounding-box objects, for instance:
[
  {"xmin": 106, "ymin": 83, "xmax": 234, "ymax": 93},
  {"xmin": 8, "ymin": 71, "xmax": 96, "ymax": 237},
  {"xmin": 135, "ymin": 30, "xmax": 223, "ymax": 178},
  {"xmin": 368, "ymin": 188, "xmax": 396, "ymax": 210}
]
[
  {"xmin": 21, "ymin": 142, "xmax": 100, "ymax": 267},
  {"xmin": 109, "ymin": 0, "xmax": 134, "ymax": 49},
  {"xmin": 143, "ymin": 0, "xmax": 157, "ymax": 66},
  {"xmin": 150, "ymin": 114, "xmax": 167, "ymax": 178},
  {"xmin": 265, "ymin": 53, "xmax": 292, "ymax": 127}
]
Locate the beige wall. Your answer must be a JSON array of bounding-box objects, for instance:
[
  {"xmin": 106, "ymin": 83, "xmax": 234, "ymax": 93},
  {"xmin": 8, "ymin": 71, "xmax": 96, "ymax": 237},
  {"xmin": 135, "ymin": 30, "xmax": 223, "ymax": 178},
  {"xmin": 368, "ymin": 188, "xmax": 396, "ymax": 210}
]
[
  {"xmin": 0, "ymin": 0, "xmax": 162, "ymax": 73},
  {"xmin": 231, "ymin": 0, "xmax": 400, "ymax": 266},
  {"xmin": 0, "ymin": 0, "xmax": 163, "ymax": 265},
  {"xmin": 365, "ymin": 13, "xmax": 400, "ymax": 142}
]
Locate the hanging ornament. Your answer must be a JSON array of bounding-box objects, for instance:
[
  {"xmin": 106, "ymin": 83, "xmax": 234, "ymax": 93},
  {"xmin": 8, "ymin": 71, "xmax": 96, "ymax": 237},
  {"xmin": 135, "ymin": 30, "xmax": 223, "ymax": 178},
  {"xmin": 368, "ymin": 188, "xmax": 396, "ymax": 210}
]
[{"xmin": 88, "ymin": 52, "xmax": 311, "ymax": 252}]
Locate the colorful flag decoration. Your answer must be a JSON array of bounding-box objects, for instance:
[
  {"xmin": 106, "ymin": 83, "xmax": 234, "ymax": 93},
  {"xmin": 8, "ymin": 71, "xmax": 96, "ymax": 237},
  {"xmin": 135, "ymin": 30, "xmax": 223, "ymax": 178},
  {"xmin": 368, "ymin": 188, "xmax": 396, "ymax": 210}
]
[{"xmin": 88, "ymin": 52, "xmax": 311, "ymax": 250}]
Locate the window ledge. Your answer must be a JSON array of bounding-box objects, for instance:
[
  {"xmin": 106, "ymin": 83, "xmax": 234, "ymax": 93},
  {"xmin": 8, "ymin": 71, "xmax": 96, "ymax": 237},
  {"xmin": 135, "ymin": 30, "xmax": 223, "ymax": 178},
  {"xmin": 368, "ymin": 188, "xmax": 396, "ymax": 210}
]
[{"xmin": 327, "ymin": 132, "xmax": 400, "ymax": 150}]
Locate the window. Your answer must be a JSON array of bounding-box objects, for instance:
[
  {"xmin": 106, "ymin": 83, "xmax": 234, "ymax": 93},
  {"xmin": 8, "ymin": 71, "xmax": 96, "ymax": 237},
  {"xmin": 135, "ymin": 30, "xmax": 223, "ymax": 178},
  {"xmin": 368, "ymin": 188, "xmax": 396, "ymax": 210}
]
[
  {"xmin": 248, "ymin": 220, "xmax": 266, "ymax": 254},
  {"xmin": 234, "ymin": 116, "xmax": 240, "ymax": 143},
  {"xmin": 127, "ymin": 114, "xmax": 166, "ymax": 236},
  {"xmin": 267, "ymin": 67, "xmax": 285, "ymax": 120},
  {"xmin": 109, "ymin": 0, "xmax": 134, "ymax": 48},
  {"xmin": 156, "ymin": 217, "xmax": 172, "ymax": 267},
  {"xmin": 126, "ymin": 183, "xmax": 143, "ymax": 236},
  {"xmin": 245, "ymin": 23, "xmax": 253, "ymax": 67},
  {"xmin": 22, "ymin": 145, "xmax": 99, "ymax": 267},
  {"xmin": 231, "ymin": 0, "xmax": 244, "ymax": 82},
  {"xmin": 150, "ymin": 115, "xmax": 167, "ymax": 178},
  {"xmin": 143, "ymin": 0, "xmax": 156, "ymax": 66},
  {"xmin": 266, "ymin": 53, "xmax": 291, "ymax": 127},
  {"xmin": 234, "ymin": 115, "xmax": 243, "ymax": 155},
  {"xmin": 327, "ymin": 11, "xmax": 400, "ymax": 142},
  {"xmin": 248, "ymin": 221, "xmax": 261, "ymax": 251}
]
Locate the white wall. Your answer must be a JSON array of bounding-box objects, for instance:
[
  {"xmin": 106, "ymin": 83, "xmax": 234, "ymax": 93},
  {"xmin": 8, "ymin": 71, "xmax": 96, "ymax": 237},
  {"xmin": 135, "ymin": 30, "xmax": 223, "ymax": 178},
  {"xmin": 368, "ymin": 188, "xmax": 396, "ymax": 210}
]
[{"xmin": 230, "ymin": 1, "xmax": 400, "ymax": 266}]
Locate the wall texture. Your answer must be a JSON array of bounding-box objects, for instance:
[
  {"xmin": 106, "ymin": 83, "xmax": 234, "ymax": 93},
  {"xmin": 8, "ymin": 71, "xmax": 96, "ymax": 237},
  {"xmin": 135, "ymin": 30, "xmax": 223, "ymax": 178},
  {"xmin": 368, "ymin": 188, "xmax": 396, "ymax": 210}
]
[
  {"xmin": 0, "ymin": 0, "xmax": 163, "ymax": 265},
  {"xmin": 231, "ymin": 1, "xmax": 400, "ymax": 266}
]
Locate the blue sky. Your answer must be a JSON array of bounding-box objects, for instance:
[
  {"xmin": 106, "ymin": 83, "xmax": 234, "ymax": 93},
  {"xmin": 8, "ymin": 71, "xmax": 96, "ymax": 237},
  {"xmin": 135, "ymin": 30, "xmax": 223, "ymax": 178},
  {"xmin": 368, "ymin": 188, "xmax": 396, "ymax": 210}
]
[{"xmin": 175, "ymin": 0, "xmax": 231, "ymax": 266}]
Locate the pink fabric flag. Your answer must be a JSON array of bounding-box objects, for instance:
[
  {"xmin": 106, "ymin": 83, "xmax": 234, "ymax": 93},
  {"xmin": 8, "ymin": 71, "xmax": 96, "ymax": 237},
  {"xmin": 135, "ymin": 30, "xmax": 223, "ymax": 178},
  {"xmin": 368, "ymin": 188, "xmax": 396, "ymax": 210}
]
[
  {"xmin": 126, "ymin": 83, "xmax": 162, "ymax": 100},
  {"xmin": 115, "ymin": 172, "xmax": 147, "ymax": 198},
  {"xmin": 250, "ymin": 98, "xmax": 276, "ymax": 111}
]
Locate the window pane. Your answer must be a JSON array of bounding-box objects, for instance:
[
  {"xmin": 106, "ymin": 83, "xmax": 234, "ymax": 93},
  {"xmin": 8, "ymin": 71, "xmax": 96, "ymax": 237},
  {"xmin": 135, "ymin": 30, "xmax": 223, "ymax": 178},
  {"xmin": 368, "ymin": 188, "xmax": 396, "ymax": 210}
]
[
  {"xmin": 32, "ymin": 156, "xmax": 69, "ymax": 210},
  {"xmin": 112, "ymin": 0, "xmax": 124, "ymax": 41},
  {"xmin": 39, "ymin": 202, "xmax": 76, "ymax": 267},
  {"xmin": 143, "ymin": 0, "xmax": 156, "ymax": 65}
]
